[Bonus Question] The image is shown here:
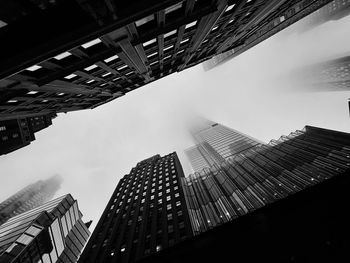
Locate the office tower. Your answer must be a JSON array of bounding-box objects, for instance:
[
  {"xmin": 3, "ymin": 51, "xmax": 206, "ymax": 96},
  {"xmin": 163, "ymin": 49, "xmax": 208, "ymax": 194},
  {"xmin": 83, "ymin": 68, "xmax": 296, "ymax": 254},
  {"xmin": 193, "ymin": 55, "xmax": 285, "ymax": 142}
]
[
  {"xmin": 182, "ymin": 125, "xmax": 350, "ymax": 235},
  {"xmin": 300, "ymin": 0, "xmax": 350, "ymax": 33},
  {"xmin": 78, "ymin": 153, "xmax": 192, "ymax": 263},
  {"xmin": 0, "ymin": 113, "xmax": 56, "ymax": 155},
  {"xmin": 204, "ymin": 0, "xmax": 334, "ymax": 69},
  {"xmin": 0, "ymin": 175, "xmax": 62, "ymax": 225},
  {"xmin": 0, "ymin": 0, "xmax": 332, "ymax": 120},
  {"xmin": 185, "ymin": 122, "xmax": 261, "ymax": 172},
  {"xmin": 295, "ymin": 55, "xmax": 350, "ymax": 91},
  {"xmin": 0, "ymin": 194, "xmax": 90, "ymax": 263}
]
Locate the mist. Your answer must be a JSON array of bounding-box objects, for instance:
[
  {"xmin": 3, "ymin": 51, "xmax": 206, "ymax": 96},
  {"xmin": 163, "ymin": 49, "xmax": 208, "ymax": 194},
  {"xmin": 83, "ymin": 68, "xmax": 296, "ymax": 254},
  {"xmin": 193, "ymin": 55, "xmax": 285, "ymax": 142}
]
[{"xmin": 1, "ymin": 12, "xmax": 350, "ymax": 231}]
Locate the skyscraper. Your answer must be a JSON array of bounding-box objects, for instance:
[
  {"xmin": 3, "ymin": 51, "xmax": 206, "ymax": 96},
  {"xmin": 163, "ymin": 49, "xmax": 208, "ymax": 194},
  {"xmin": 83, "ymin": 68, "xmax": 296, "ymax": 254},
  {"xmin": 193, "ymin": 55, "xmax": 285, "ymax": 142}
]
[
  {"xmin": 295, "ymin": 55, "xmax": 350, "ymax": 91},
  {"xmin": 203, "ymin": 0, "xmax": 334, "ymax": 69},
  {"xmin": 0, "ymin": 0, "xmax": 332, "ymax": 120},
  {"xmin": 0, "ymin": 113, "xmax": 56, "ymax": 156},
  {"xmin": 185, "ymin": 122, "xmax": 261, "ymax": 172},
  {"xmin": 299, "ymin": 0, "xmax": 350, "ymax": 33},
  {"xmin": 182, "ymin": 125, "xmax": 350, "ymax": 234},
  {"xmin": 76, "ymin": 125, "xmax": 350, "ymax": 262},
  {"xmin": 0, "ymin": 175, "xmax": 62, "ymax": 225},
  {"xmin": 78, "ymin": 153, "xmax": 192, "ymax": 263},
  {"xmin": 0, "ymin": 194, "xmax": 90, "ymax": 263}
]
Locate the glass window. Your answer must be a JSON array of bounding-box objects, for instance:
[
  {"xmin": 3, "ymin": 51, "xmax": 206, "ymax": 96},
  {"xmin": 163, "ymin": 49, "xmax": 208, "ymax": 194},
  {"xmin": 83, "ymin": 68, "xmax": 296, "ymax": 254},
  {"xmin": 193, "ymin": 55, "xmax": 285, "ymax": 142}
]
[
  {"xmin": 165, "ymin": 2, "xmax": 182, "ymax": 14},
  {"xmin": 61, "ymin": 216, "xmax": 69, "ymax": 237},
  {"xmin": 17, "ymin": 233, "xmax": 33, "ymax": 245},
  {"xmin": 65, "ymin": 213, "xmax": 72, "ymax": 232},
  {"xmin": 69, "ymin": 206, "xmax": 76, "ymax": 226},
  {"xmin": 25, "ymin": 225, "xmax": 42, "ymax": 237},
  {"xmin": 50, "ymin": 219, "xmax": 64, "ymax": 255}
]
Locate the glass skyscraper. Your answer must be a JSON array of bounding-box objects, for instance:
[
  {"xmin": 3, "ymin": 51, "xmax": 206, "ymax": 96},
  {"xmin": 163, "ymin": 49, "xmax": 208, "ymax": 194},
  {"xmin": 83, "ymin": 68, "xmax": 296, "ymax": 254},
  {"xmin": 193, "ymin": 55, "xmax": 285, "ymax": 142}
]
[
  {"xmin": 0, "ymin": 194, "xmax": 90, "ymax": 263},
  {"xmin": 0, "ymin": 175, "xmax": 62, "ymax": 225},
  {"xmin": 185, "ymin": 122, "xmax": 261, "ymax": 172},
  {"xmin": 78, "ymin": 153, "xmax": 192, "ymax": 263},
  {"xmin": 182, "ymin": 125, "xmax": 350, "ymax": 235}
]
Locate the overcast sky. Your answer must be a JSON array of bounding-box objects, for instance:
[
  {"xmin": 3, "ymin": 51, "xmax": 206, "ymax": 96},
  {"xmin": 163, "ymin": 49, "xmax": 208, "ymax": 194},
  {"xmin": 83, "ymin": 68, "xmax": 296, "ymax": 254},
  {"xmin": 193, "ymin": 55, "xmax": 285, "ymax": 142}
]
[{"xmin": 1, "ymin": 12, "xmax": 350, "ymax": 231}]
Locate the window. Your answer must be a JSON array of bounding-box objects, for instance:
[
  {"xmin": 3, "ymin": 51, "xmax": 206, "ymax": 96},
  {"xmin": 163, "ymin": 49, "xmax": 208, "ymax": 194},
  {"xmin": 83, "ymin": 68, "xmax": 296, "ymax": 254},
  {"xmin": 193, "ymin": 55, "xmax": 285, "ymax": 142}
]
[
  {"xmin": 135, "ymin": 14, "xmax": 154, "ymax": 27},
  {"xmin": 165, "ymin": 2, "xmax": 182, "ymax": 14},
  {"xmin": 164, "ymin": 30, "xmax": 177, "ymax": 38},
  {"xmin": 54, "ymin": 51, "xmax": 71, "ymax": 60},
  {"xmin": 176, "ymin": 201, "xmax": 181, "ymax": 207},
  {"xmin": 17, "ymin": 234, "xmax": 33, "ymax": 245},
  {"xmin": 82, "ymin": 38, "xmax": 102, "ymax": 48},
  {"xmin": 102, "ymin": 72, "xmax": 112, "ymax": 77},
  {"xmin": 167, "ymin": 204, "xmax": 172, "ymax": 210},
  {"xmin": 143, "ymin": 38, "xmax": 156, "ymax": 47},
  {"xmin": 26, "ymin": 65, "xmax": 42, "ymax": 71},
  {"xmin": 84, "ymin": 64, "xmax": 98, "ymax": 71},
  {"xmin": 185, "ymin": 20, "xmax": 197, "ymax": 29},
  {"xmin": 104, "ymin": 55, "xmax": 119, "ymax": 63},
  {"xmin": 225, "ymin": 3, "xmax": 236, "ymax": 12}
]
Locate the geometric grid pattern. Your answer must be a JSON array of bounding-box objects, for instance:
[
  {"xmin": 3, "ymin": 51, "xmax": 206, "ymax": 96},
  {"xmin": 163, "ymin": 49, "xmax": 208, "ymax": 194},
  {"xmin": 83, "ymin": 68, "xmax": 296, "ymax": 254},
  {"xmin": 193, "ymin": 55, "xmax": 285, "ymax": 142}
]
[{"xmin": 0, "ymin": 0, "xmax": 332, "ymax": 120}]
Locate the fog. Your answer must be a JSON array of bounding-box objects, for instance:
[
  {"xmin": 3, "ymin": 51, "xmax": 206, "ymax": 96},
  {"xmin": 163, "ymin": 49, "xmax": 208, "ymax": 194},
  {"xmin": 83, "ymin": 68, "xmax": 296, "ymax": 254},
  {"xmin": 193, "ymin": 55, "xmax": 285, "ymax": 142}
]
[{"xmin": 1, "ymin": 12, "xmax": 350, "ymax": 231}]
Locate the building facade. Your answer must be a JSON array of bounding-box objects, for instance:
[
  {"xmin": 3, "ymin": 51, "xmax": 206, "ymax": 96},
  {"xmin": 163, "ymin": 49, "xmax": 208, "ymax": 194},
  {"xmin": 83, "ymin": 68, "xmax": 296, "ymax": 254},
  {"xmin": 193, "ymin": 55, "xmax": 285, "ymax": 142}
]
[
  {"xmin": 300, "ymin": 0, "xmax": 350, "ymax": 32},
  {"xmin": 185, "ymin": 122, "xmax": 261, "ymax": 172},
  {"xmin": 0, "ymin": 194, "xmax": 90, "ymax": 263},
  {"xmin": 182, "ymin": 125, "xmax": 350, "ymax": 234},
  {"xmin": 0, "ymin": 175, "xmax": 62, "ymax": 225},
  {"xmin": 296, "ymin": 55, "xmax": 350, "ymax": 91},
  {"xmin": 0, "ymin": 113, "xmax": 56, "ymax": 155},
  {"xmin": 203, "ymin": 0, "xmax": 334, "ymax": 69},
  {"xmin": 0, "ymin": 0, "xmax": 333, "ymax": 120},
  {"xmin": 78, "ymin": 153, "xmax": 192, "ymax": 263}
]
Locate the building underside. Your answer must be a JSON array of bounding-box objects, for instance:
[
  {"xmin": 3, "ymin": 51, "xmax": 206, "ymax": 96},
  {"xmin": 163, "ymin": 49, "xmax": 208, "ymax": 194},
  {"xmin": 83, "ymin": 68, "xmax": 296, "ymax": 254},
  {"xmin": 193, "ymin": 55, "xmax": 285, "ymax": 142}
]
[{"xmin": 0, "ymin": 0, "xmax": 332, "ymax": 120}]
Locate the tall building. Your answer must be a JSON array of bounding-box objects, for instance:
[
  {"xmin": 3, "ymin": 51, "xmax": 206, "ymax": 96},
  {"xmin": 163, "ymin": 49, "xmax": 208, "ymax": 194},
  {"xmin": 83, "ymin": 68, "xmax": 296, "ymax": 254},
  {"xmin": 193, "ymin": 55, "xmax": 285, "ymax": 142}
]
[
  {"xmin": 0, "ymin": 175, "xmax": 62, "ymax": 225},
  {"xmin": 77, "ymin": 126, "xmax": 350, "ymax": 262},
  {"xmin": 0, "ymin": 112, "xmax": 56, "ymax": 155},
  {"xmin": 0, "ymin": 0, "xmax": 332, "ymax": 120},
  {"xmin": 203, "ymin": 0, "xmax": 334, "ymax": 69},
  {"xmin": 300, "ymin": 0, "xmax": 350, "ymax": 33},
  {"xmin": 295, "ymin": 55, "xmax": 350, "ymax": 91},
  {"xmin": 182, "ymin": 125, "xmax": 350, "ymax": 234},
  {"xmin": 0, "ymin": 194, "xmax": 90, "ymax": 263},
  {"xmin": 78, "ymin": 153, "xmax": 193, "ymax": 263},
  {"xmin": 185, "ymin": 122, "xmax": 261, "ymax": 172}
]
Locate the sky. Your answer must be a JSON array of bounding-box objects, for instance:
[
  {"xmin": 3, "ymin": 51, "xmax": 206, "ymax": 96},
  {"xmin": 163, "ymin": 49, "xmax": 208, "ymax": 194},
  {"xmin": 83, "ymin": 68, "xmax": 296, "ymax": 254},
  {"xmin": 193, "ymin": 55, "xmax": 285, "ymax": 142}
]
[{"xmin": 1, "ymin": 11, "xmax": 350, "ymax": 232}]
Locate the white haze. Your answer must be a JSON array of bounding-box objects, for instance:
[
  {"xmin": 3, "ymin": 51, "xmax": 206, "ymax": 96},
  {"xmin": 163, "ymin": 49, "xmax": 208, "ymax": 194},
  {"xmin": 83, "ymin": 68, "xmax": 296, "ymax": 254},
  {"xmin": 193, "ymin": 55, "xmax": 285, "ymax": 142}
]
[{"xmin": 1, "ymin": 13, "xmax": 350, "ymax": 231}]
